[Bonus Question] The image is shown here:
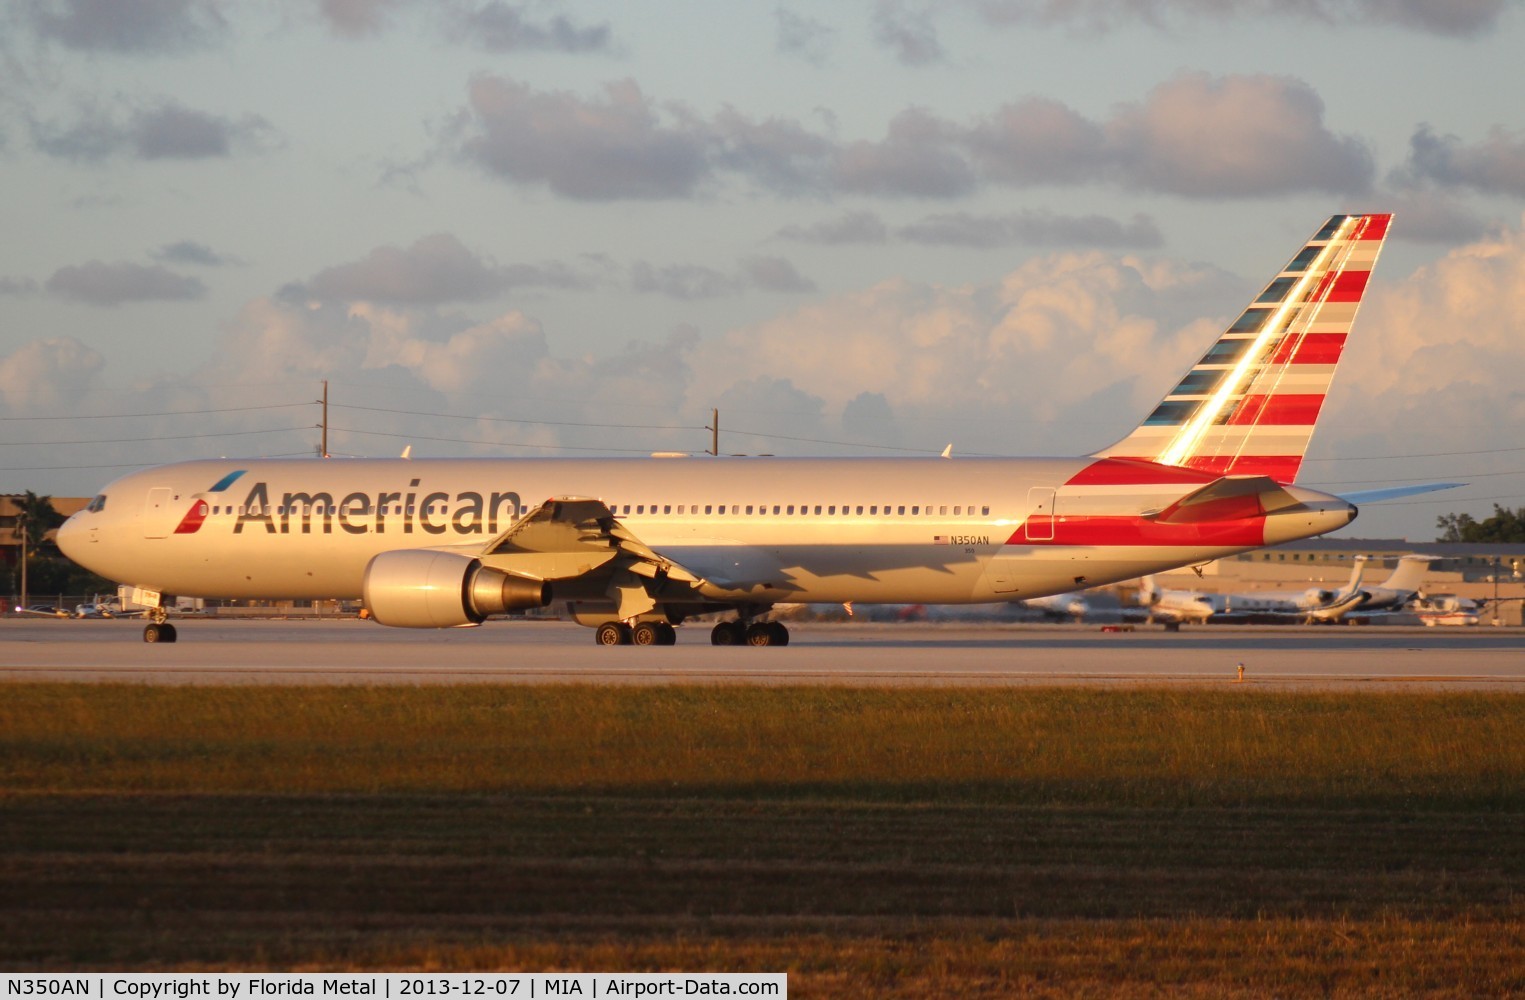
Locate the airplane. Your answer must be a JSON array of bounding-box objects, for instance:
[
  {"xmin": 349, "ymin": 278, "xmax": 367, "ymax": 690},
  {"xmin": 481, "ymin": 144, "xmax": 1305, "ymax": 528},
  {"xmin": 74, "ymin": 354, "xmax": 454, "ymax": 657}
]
[
  {"xmin": 1350, "ymin": 554, "xmax": 1434, "ymax": 613},
  {"xmin": 1023, "ymin": 592, "xmax": 1090, "ymax": 621},
  {"xmin": 59, "ymin": 213, "xmax": 1433, "ymax": 647},
  {"xmin": 1412, "ymin": 595, "xmax": 1483, "ymax": 626},
  {"xmin": 1138, "ymin": 556, "xmax": 1368, "ymax": 628}
]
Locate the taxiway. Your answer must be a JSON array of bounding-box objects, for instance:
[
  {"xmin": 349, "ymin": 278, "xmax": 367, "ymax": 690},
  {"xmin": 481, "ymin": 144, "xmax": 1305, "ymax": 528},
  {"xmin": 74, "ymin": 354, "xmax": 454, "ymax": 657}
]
[{"xmin": 2, "ymin": 618, "xmax": 1523, "ymax": 688}]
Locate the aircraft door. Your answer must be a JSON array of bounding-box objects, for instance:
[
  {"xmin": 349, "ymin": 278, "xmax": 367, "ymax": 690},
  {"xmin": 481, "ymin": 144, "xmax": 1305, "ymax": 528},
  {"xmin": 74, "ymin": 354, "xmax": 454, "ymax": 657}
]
[
  {"xmin": 143, "ymin": 487, "xmax": 176, "ymax": 538},
  {"xmin": 1025, "ymin": 487, "xmax": 1057, "ymax": 541}
]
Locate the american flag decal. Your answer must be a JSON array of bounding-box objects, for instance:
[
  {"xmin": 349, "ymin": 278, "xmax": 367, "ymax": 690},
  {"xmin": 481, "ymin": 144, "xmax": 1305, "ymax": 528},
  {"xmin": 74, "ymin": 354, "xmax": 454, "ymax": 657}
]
[{"xmin": 933, "ymin": 535, "xmax": 949, "ymax": 545}]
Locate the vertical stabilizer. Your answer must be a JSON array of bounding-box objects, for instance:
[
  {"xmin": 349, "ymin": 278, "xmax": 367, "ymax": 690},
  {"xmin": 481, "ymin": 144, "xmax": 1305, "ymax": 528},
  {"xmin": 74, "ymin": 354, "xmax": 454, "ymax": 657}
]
[
  {"xmin": 1095, "ymin": 214, "xmax": 1390, "ymax": 483},
  {"xmin": 1378, "ymin": 554, "xmax": 1434, "ymax": 593}
]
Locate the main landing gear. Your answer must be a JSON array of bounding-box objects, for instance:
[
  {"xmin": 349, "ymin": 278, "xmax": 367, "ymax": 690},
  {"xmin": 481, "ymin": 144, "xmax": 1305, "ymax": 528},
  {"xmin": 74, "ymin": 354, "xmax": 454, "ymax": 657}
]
[
  {"xmin": 595, "ymin": 621, "xmax": 678, "ymax": 646},
  {"xmin": 710, "ymin": 620, "xmax": 789, "ymax": 647},
  {"xmin": 143, "ymin": 608, "xmax": 177, "ymax": 644},
  {"xmin": 591, "ymin": 619, "xmax": 790, "ymax": 646}
]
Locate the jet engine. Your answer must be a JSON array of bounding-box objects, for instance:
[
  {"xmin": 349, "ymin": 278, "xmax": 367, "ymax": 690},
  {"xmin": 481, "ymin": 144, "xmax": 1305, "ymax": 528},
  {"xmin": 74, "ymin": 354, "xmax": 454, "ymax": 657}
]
[{"xmin": 363, "ymin": 549, "xmax": 550, "ymax": 628}]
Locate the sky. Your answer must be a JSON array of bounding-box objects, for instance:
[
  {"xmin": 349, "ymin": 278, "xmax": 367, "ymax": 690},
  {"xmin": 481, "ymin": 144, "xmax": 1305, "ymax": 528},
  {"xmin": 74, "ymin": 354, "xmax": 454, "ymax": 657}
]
[{"xmin": 2, "ymin": 0, "xmax": 1524, "ymax": 543}]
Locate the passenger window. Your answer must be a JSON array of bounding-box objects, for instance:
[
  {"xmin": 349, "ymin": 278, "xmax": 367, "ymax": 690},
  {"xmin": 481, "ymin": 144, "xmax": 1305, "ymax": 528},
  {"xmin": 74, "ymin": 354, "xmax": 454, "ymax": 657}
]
[
  {"xmin": 897, "ymin": 506, "xmax": 906, "ymax": 515},
  {"xmin": 705, "ymin": 505, "xmax": 713, "ymax": 515},
  {"xmin": 981, "ymin": 506, "xmax": 990, "ymax": 516}
]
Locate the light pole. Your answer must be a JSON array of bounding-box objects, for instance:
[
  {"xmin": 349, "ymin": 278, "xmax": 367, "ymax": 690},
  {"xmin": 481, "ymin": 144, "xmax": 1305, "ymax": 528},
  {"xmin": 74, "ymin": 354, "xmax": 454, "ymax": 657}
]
[
  {"xmin": 16, "ymin": 505, "xmax": 27, "ymax": 613},
  {"xmin": 1493, "ymin": 556, "xmax": 1501, "ymax": 627}
]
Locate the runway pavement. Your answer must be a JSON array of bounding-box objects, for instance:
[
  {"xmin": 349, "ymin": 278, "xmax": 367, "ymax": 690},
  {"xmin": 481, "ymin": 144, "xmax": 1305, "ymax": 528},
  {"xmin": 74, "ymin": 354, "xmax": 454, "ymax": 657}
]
[{"xmin": 2, "ymin": 616, "xmax": 1523, "ymax": 688}]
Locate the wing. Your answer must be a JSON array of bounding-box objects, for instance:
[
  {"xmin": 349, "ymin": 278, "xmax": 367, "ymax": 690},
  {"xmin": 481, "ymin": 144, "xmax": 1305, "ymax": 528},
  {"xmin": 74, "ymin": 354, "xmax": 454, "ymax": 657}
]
[{"xmin": 480, "ymin": 496, "xmax": 706, "ymax": 620}]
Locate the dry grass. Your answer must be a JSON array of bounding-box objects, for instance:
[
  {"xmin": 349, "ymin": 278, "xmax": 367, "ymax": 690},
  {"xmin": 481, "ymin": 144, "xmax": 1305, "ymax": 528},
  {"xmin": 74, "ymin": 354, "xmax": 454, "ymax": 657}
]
[{"xmin": 2, "ymin": 684, "xmax": 1524, "ymax": 995}]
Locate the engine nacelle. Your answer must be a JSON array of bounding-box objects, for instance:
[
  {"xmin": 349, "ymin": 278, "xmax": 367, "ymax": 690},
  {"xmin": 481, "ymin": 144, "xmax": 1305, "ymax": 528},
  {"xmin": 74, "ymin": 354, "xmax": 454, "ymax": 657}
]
[{"xmin": 363, "ymin": 549, "xmax": 550, "ymax": 628}]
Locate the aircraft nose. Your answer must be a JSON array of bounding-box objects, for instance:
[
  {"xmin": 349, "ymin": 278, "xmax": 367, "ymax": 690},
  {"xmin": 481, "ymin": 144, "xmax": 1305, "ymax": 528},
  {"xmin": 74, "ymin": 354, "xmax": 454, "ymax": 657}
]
[{"xmin": 55, "ymin": 512, "xmax": 88, "ymax": 560}]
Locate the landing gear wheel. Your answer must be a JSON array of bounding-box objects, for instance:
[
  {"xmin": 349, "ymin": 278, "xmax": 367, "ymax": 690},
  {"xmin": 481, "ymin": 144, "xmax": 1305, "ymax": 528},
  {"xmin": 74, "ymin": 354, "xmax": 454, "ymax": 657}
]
[
  {"xmin": 631, "ymin": 622, "xmax": 661, "ymax": 646},
  {"xmin": 143, "ymin": 622, "xmax": 177, "ymax": 644},
  {"xmin": 711, "ymin": 621, "xmax": 744, "ymax": 646},
  {"xmin": 655, "ymin": 622, "xmax": 678, "ymax": 645},
  {"xmin": 596, "ymin": 621, "xmax": 632, "ymax": 646},
  {"xmin": 746, "ymin": 622, "xmax": 783, "ymax": 646}
]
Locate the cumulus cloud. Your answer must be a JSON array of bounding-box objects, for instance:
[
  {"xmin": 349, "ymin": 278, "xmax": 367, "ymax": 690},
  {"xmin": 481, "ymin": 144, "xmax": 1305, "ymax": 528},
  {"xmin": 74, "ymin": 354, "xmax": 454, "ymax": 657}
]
[
  {"xmin": 687, "ymin": 250, "xmax": 1242, "ymax": 456},
  {"xmin": 450, "ymin": 2, "xmax": 611, "ymax": 52},
  {"xmin": 288, "ymin": 233, "xmax": 593, "ymax": 305},
  {"xmin": 30, "ymin": 100, "xmax": 275, "ymax": 162},
  {"xmin": 872, "ymin": 0, "xmax": 944, "ymax": 65},
  {"xmin": 21, "ymin": 0, "xmax": 226, "ymax": 53},
  {"xmin": 1378, "ymin": 190, "xmax": 1496, "ymax": 245},
  {"xmin": 971, "ymin": 0, "xmax": 1506, "ymax": 37},
  {"xmin": 965, "ymin": 97, "xmax": 1109, "ymax": 186},
  {"xmin": 1314, "ymin": 215, "xmax": 1525, "ymax": 524},
  {"xmin": 152, "ymin": 241, "xmax": 240, "ymax": 266},
  {"xmin": 448, "ymin": 72, "xmax": 1369, "ymax": 201},
  {"xmin": 0, "ymin": 337, "xmax": 104, "ymax": 414},
  {"xmin": 630, "ymin": 257, "xmax": 817, "ymax": 298},
  {"xmin": 897, "ymin": 210, "xmax": 1163, "ymax": 248},
  {"xmin": 741, "ymin": 256, "xmax": 819, "ymax": 293},
  {"xmin": 775, "ymin": 7, "xmax": 835, "ymax": 66},
  {"xmin": 1397, "ymin": 124, "xmax": 1525, "ymax": 198},
  {"xmin": 316, "ymin": 0, "xmax": 403, "ymax": 37},
  {"xmin": 776, "ymin": 211, "xmax": 891, "ymax": 245},
  {"xmin": 44, "ymin": 261, "xmax": 205, "ymax": 306},
  {"xmin": 453, "ymin": 76, "xmax": 710, "ymax": 200},
  {"xmin": 834, "ymin": 108, "xmax": 978, "ymax": 197},
  {"xmin": 1102, "ymin": 73, "xmax": 1373, "ymax": 197}
]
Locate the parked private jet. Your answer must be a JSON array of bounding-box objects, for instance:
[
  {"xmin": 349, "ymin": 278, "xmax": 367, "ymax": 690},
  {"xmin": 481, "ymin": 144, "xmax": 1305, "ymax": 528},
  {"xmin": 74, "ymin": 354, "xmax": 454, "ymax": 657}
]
[
  {"xmin": 60, "ymin": 214, "xmax": 1432, "ymax": 646},
  {"xmin": 1139, "ymin": 556, "xmax": 1368, "ymax": 627}
]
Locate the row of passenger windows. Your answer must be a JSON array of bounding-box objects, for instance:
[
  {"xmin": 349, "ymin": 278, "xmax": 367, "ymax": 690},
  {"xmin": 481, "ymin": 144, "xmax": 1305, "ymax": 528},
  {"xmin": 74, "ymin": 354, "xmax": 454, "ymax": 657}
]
[
  {"xmin": 611, "ymin": 503, "xmax": 993, "ymax": 517},
  {"xmin": 207, "ymin": 502, "xmax": 995, "ymax": 518},
  {"xmin": 207, "ymin": 504, "xmax": 515, "ymax": 517}
]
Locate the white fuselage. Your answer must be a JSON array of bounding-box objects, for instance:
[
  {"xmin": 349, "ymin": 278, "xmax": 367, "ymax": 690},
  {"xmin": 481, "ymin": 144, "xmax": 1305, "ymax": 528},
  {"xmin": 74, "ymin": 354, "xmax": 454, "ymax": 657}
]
[{"xmin": 58, "ymin": 455, "xmax": 1356, "ymax": 608}]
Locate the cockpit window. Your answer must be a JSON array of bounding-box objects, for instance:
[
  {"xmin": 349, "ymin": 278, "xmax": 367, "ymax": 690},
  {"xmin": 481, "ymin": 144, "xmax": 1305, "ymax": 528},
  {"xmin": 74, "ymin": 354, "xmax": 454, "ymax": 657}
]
[{"xmin": 86, "ymin": 494, "xmax": 107, "ymax": 513}]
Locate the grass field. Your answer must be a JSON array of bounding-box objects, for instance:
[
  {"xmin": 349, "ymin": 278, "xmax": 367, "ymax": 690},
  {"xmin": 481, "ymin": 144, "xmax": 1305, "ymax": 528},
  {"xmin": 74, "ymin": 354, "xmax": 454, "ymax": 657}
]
[{"xmin": 2, "ymin": 684, "xmax": 1523, "ymax": 996}]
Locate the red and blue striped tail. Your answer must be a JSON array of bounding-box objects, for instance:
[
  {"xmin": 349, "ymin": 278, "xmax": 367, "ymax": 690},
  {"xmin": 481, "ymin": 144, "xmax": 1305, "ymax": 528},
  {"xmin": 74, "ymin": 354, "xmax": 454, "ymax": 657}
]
[{"xmin": 1094, "ymin": 213, "xmax": 1390, "ymax": 485}]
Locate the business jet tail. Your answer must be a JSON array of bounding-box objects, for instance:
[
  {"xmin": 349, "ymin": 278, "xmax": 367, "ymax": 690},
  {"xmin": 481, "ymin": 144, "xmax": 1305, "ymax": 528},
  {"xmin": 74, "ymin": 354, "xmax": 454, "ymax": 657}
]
[{"xmin": 1094, "ymin": 214, "xmax": 1391, "ymax": 485}]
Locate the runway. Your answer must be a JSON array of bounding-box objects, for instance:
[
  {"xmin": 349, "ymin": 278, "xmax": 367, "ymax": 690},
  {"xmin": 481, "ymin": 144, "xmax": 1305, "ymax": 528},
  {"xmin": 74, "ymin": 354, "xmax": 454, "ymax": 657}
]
[{"xmin": 3, "ymin": 617, "xmax": 1524, "ymax": 688}]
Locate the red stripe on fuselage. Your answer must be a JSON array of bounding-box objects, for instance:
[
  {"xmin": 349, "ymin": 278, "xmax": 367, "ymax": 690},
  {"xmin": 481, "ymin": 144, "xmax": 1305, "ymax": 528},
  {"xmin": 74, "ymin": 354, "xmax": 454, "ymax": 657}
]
[
  {"xmin": 1063, "ymin": 458, "xmax": 1220, "ymax": 487},
  {"xmin": 1104, "ymin": 454, "xmax": 1304, "ymax": 482},
  {"xmin": 1182, "ymin": 454, "xmax": 1303, "ymax": 482},
  {"xmin": 1009, "ymin": 514, "xmax": 1265, "ymax": 548}
]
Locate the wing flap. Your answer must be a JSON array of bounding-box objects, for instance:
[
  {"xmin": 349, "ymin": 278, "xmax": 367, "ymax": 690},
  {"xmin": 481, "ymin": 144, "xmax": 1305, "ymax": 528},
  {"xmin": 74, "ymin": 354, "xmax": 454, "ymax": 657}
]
[{"xmin": 482, "ymin": 496, "xmax": 704, "ymax": 587}]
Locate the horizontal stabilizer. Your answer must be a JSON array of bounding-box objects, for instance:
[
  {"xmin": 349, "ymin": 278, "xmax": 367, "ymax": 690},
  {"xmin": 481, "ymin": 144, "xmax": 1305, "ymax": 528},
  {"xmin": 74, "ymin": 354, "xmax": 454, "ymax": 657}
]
[
  {"xmin": 1334, "ymin": 482, "xmax": 1465, "ymax": 504},
  {"xmin": 1149, "ymin": 475, "xmax": 1300, "ymax": 524}
]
